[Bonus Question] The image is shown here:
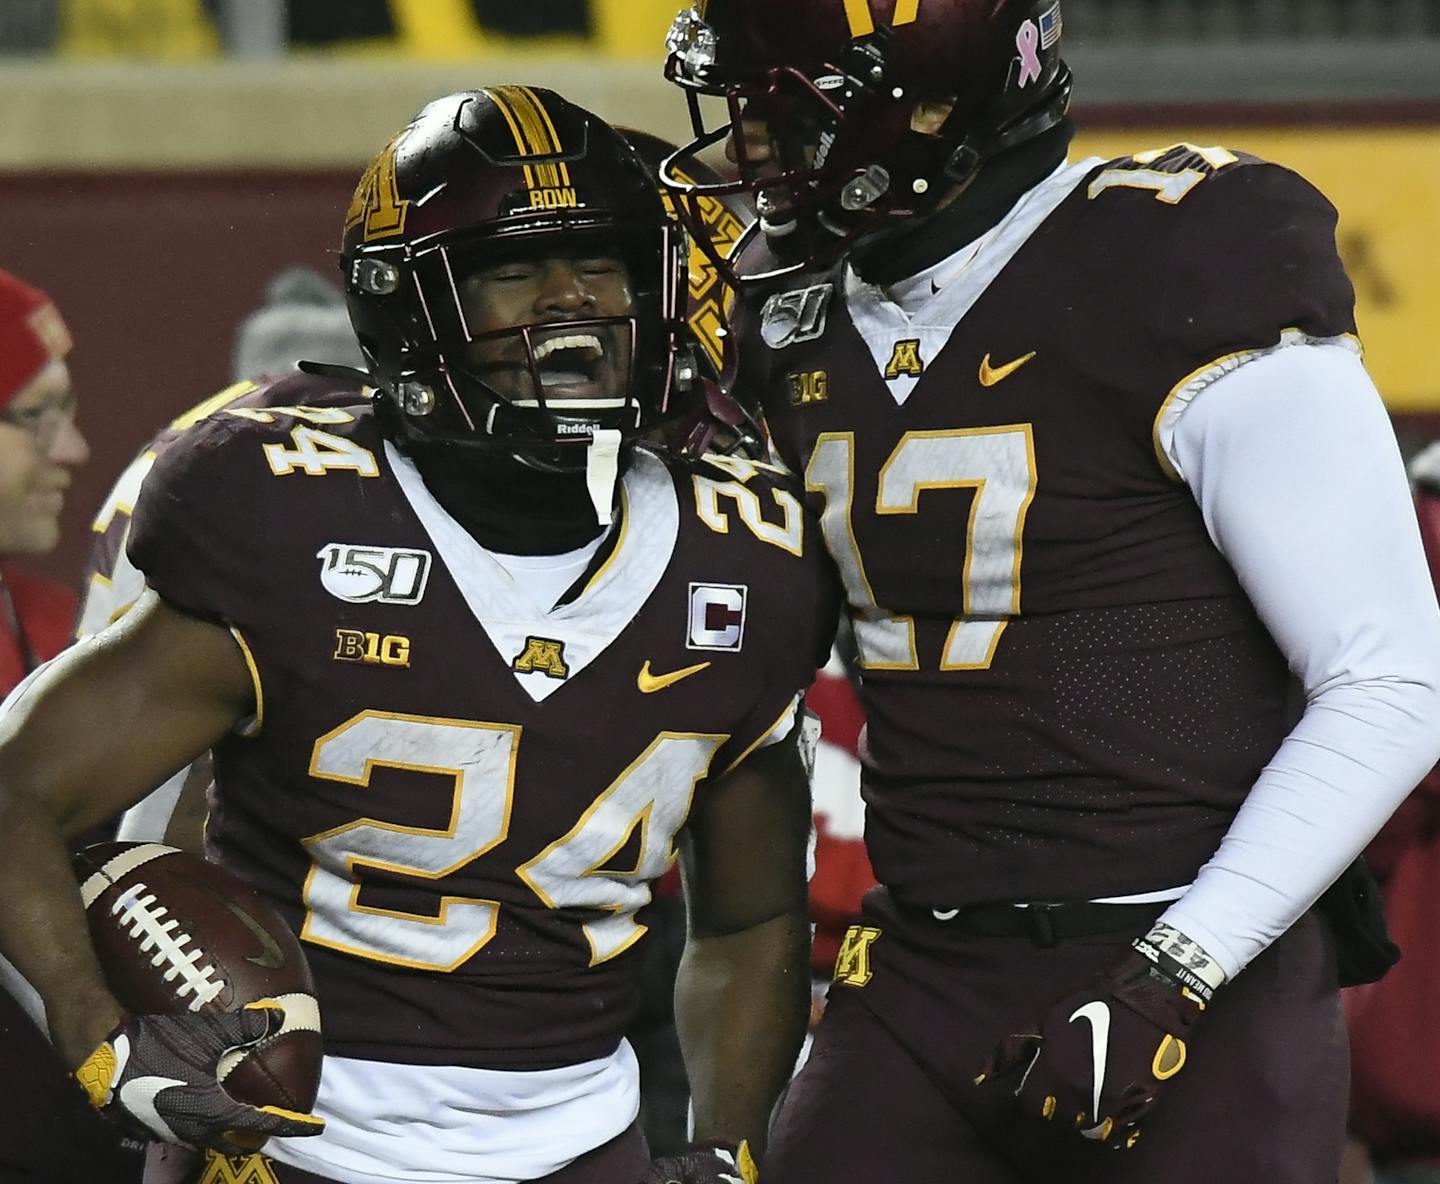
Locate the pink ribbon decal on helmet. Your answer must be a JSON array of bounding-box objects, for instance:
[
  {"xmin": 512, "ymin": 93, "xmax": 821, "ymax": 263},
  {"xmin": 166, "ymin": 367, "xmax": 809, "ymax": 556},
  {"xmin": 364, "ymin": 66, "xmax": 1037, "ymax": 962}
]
[{"xmin": 1015, "ymin": 19, "xmax": 1043, "ymax": 88}]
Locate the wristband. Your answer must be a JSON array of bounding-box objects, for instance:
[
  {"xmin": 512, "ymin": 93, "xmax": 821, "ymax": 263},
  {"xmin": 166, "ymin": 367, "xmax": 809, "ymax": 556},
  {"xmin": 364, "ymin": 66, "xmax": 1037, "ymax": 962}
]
[{"xmin": 1132, "ymin": 921, "xmax": 1225, "ymax": 1004}]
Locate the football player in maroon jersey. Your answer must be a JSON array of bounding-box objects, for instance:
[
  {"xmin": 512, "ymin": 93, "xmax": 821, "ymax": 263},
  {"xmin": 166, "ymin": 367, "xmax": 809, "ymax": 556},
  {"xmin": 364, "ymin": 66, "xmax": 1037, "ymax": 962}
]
[
  {"xmin": 662, "ymin": 3, "xmax": 1440, "ymax": 1181},
  {"xmin": 0, "ymin": 88, "xmax": 838, "ymax": 1184}
]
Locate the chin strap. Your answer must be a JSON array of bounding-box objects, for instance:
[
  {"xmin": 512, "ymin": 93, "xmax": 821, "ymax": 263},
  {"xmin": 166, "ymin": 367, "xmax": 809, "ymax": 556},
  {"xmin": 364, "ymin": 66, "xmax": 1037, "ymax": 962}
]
[{"xmin": 585, "ymin": 429, "xmax": 623, "ymax": 527}]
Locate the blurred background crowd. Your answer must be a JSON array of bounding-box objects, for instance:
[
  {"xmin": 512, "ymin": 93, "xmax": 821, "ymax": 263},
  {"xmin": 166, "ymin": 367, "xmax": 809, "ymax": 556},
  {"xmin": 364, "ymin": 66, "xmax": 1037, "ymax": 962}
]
[{"xmin": 0, "ymin": 2, "xmax": 1437, "ymax": 1182}]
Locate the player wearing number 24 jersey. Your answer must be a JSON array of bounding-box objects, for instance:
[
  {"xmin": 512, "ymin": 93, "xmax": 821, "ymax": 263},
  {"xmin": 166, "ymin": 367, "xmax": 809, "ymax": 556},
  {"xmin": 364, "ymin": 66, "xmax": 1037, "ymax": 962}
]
[
  {"xmin": 0, "ymin": 89, "xmax": 837, "ymax": 1184},
  {"xmin": 663, "ymin": 2, "xmax": 1440, "ymax": 1182}
]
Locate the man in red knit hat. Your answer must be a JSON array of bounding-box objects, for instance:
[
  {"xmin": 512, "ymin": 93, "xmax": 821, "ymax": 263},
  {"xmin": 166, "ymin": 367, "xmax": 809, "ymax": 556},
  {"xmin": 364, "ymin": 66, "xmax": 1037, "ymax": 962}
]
[
  {"xmin": 0, "ymin": 268, "xmax": 90, "ymax": 686},
  {"xmin": 0, "ymin": 267, "xmax": 134, "ymax": 1182}
]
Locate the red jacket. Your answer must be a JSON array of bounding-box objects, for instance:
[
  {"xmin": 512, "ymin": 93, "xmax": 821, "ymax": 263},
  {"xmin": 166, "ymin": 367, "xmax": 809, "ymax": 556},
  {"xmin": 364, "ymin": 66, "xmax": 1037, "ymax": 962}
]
[
  {"xmin": 0, "ymin": 564, "xmax": 76, "ymax": 693},
  {"xmin": 1345, "ymin": 478, "xmax": 1440, "ymax": 1159},
  {"xmin": 806, "ymin": 665, "xmax": 878, "ymax": 975}
]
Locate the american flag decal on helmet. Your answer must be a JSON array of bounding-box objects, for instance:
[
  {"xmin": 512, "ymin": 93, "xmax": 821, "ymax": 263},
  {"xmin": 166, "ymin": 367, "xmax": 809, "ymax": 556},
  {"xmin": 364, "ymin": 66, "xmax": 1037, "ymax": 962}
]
[{"xmin": 1039, "ymin": 3, "xmax": 1063, "ymax": 49}]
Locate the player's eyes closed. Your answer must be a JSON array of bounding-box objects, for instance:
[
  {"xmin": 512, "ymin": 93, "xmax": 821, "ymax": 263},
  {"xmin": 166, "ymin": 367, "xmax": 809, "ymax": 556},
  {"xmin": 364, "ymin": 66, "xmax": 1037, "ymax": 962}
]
[{"xmin": 579, "ymin": 259, "xmax": 623, "ymax": 277}]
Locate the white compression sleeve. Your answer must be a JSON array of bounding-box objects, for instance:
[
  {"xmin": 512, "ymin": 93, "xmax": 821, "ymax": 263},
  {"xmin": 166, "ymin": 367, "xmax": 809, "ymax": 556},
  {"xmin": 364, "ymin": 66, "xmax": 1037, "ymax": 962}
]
[{"xmin": 1156, "ymin": 341, "xmax": 1440, "ymax": 977}]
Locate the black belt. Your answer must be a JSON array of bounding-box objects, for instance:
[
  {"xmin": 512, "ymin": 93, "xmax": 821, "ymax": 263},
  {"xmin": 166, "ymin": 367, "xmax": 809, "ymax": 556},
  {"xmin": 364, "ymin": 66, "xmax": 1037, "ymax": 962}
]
[{"xmin": 892, "ymin": 895, "xmax": 1168, "ymax": 948}]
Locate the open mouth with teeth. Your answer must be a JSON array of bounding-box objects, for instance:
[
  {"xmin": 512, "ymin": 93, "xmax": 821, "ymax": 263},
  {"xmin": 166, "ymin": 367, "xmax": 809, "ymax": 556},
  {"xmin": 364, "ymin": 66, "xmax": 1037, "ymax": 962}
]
[
  {"xmin": 472, "ymin": 324, "xmax": 630, "ymax": 409},
  {"xmin": 533, "ymin": 332, "xmax": 606, "ymax": 393}
]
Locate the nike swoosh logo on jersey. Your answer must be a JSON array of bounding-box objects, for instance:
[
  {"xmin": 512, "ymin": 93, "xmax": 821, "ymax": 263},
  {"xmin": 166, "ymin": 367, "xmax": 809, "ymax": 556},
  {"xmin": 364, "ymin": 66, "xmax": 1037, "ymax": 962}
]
[
  {"xmin": 1069, "ymin": 1000, "xmax": 1111, "ymax": 1136},
  {"xmin": 978, "ymin": 351, "xmax": 1037, "ymax": 386},
  {"xmin": 637, "ymin": 660, "xmax": 712, "ymax": 693}
]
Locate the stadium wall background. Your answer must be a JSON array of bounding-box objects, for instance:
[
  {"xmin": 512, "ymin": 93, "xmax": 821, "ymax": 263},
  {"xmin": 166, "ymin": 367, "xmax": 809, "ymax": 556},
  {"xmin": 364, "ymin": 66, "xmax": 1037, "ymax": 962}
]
[{"xmin": 1, "ymin": 64, "xmax": 1436, "ymax": 587}]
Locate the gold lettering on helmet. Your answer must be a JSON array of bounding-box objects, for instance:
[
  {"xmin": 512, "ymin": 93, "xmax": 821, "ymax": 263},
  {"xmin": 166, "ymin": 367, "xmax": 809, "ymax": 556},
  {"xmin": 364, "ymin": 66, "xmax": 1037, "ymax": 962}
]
[
  {"xmin": 512, "ymin": 637, "xmax": 570, "ymax": 680},
  {"xmin": 661, "ymin": 165, "xmax": 748, "ymax": 371},
  {"xmin": 529, "ymin": 188, "xmax": 580, "ymax": 210},
  {"xmin": 346, "ymin": 137, "xmax": 410, "ymax": 243},
  {"xmin": 844, "ymin": 0, "xmax": 922, "ymax": 38}
]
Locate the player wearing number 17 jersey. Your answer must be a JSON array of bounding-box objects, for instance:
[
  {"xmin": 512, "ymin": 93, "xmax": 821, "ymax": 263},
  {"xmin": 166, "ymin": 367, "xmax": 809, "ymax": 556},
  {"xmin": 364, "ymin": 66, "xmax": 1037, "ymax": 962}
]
[
  {"xmin": 0, "ymin": 89, "xmax": 838, "ymax": 1184},
  {"xmin": 663, "ymin": 2, "xmax": 1440, "ymax": 1181}
]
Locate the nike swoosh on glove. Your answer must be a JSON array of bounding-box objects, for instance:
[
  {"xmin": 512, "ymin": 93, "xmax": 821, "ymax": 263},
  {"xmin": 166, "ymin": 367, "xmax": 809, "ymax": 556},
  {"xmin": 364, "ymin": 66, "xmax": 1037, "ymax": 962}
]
[
  {"xmin": 974, "ymin": 923, "xmax": 1222, "ymax": 1149},
  {"xmin": 648, "ymin": 1139, "xmax": 758, "ymax": 1184},
  {"xmin": 73, "ymin": 1000, "xmax": 325, "ymax": 1155}
]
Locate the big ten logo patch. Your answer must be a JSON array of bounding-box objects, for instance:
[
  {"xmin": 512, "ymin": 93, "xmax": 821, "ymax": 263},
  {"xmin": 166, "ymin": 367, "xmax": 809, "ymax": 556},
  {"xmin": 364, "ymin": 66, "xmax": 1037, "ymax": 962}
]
[
  {"xmin": 317, "ymin": 544, "xmax": 431, "ymax": 605},
  {"xmin": 687, "ymin": 583, "xmax": 747, "ymax": 652},
  {"xmin": 883, "ymin": 339, "xmax": 925, "ymax": 380},
  {"xmin": 512, "ymin": 636, "xmax": 570, "ymax": 679},
  {"xmin": 199, "ymin": 1151, "xmax": 281, "ymax": 1184},
  {"xmin": 335, "ymin": 630, "xmax": 412, "ymax": 668},
  {"xmin": 788, "ymin": 369, "xmax": 829, "ymax": 406},
  {"xmin": 833, "ymin": 924, "xmax": 882, "ymax": 987}
]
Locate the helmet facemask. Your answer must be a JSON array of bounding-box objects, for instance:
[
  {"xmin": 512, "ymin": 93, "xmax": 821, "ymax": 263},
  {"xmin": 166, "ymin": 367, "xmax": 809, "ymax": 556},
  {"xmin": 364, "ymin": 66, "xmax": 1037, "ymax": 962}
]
[
  {"xmin": 665, "ymin": 14, "xmax": 918, "ymax": 285},
  {"xmin": 355, "ymin": 219, "xmax": 694, "ymax": 471},
  {"xmin": 662, "ymin": 2, "xmax": 1073, "ymax": 285}
]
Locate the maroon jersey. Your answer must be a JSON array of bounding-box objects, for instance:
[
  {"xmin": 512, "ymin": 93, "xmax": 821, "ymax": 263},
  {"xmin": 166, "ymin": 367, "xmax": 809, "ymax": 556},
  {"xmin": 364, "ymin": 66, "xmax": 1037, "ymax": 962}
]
[
  {"xmin": 127, "ymin": 374, "xmax": 837, "ymax": 1069},
  {"xmin": 735, "ymin": 147, "xmax": 1358, "ymax": 909},
  {"xmin": 76, "ymin": 374, "xmax": 359, "ymax": 639}
]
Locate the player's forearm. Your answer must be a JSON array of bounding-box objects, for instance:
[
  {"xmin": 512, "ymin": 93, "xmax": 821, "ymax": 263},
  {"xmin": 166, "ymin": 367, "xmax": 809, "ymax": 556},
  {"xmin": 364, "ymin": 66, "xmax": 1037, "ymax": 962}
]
[
  {"xmin": 0, "ymin": 783, "xmax": 123, "ymax": 1066},
  {"xmin": 1166, "ymin": 342, "xmax": 1440, "ymax": 974},
  {"xmin": 1163, "ymin": 674, "xmax": 1440, "ymax": 976},
  {"xmin": 675, "ymin": 906, "xmax": 811, "ymax": 1157}
]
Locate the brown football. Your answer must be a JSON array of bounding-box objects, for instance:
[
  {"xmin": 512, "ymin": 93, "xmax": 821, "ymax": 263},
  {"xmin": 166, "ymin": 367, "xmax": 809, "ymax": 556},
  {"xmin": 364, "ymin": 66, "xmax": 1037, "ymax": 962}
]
[{"xmin": 75, "ymin": 841, "xmax": 323, "ymax": 1116}]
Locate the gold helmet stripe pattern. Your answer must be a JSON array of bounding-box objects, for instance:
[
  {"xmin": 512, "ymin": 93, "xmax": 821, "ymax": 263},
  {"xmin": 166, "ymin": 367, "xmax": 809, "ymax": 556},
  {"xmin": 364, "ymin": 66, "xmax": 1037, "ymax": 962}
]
[
  {"xmin": 484, "ymin": 85, "xmax": 573, "ymax": 191},
  {"xmin": 844, "ymin": 0, "xmax": 922, "ymax": 37}
]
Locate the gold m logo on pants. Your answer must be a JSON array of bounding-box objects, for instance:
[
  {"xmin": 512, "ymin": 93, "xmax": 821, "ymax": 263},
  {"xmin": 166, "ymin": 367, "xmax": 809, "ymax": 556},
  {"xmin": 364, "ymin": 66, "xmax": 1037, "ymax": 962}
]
[
  {"xmin": 833, "ymin": 924, "xmax": 882, "ymax": 987},
  {"xmin": 200, "ymin": 1151, "xmax": 280, "ymax": 1184}
]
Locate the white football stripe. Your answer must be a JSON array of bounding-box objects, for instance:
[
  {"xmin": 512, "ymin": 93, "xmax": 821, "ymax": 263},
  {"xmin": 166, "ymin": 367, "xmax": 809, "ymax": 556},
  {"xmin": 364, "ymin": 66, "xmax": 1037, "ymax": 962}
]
[{"xmin": 79, "ymin": 843, "xmax": 178, "ymax": 908}]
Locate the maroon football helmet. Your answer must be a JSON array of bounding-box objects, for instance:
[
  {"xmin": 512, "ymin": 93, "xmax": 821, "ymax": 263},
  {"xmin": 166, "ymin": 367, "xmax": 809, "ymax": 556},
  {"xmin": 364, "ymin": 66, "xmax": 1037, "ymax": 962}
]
[
  {"xmin": 662, "ymin": 0, "xmax": 1072, "ymax": 283},
  {"xmin": 341, "ymin": 88, "xmax": 697, "ymax": 464}
]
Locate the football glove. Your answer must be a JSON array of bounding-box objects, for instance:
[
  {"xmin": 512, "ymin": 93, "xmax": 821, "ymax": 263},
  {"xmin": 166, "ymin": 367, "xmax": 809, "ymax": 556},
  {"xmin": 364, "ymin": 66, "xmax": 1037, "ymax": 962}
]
[
  {"xmin": 648, "ymin": 1139, "xmax": 758, "ymax": 1184},
  {"xmin": 73, "ymin": 1001, "xmax": 325, "ymax": 1155},
  {"xmin": 974, "ymin": 922, "xmax": 1223, "ymax": 1149}
]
